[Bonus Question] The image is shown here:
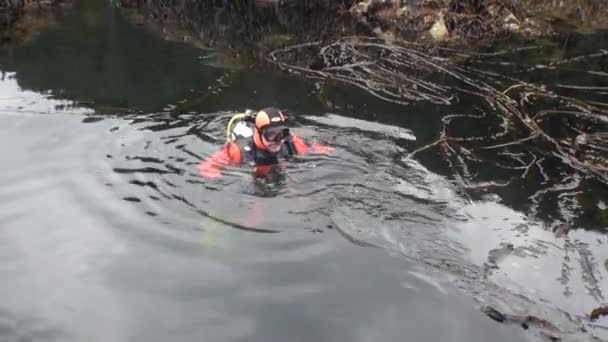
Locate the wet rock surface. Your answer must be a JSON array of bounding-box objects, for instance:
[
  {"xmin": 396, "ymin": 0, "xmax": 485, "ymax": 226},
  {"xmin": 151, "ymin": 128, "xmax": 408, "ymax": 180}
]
[
  {"xmin": 590, "ymin": 306, "xmax": 608, "ymax": 321},
  {"xmin": 348, "ymin": 0, "xmax": 608, "ymax": 45},
  {"xmin": 481, "ymin": 306, "xmax": 563, "ymax": 341},
  {"xmin": 483, "ymin": 242, "xmax": 513, "ymax": 279}
]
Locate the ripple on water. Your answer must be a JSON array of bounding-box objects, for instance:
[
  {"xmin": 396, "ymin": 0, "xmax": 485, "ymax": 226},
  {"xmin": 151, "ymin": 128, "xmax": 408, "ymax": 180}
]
[
  {"xmin": 0, "ymin": 101, "xmax": 604, "ymax": 341},
  {"xmin": 0, "ymin": 308, "xmax": 71, "ymax": 342},
  {"xmin": 329, "ymin": 153, "xmax": 608, "ymax": 339}
]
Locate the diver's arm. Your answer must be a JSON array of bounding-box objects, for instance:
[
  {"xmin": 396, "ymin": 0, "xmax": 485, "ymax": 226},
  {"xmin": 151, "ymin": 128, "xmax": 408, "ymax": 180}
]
[
  {"xmin": 198, "ymin": 143, "xmax": 241, "ymax": 178},
  {"xmin": 290, "ymin": 133, "xmax": 334, "ymax": 154},
  {"xmin": 290, "ymin": 133, "xmax": 308, "ymax": 154},
  {"xmin": 309, "ymin": 142, "xmax": 335, "ymax": 154}
]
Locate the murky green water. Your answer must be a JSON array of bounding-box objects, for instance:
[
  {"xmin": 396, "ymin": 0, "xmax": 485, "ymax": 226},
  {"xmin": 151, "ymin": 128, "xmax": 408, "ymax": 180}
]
[{"xmin": 0, "ymin": 0, "xmax": 607, "ymax": 341}]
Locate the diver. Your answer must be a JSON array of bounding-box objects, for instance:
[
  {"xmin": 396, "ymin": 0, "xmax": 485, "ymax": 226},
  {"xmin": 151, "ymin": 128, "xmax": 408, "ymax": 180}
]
[{"xmin": 198, "ymin": 107, "xmax": 333, "ymax": 178}]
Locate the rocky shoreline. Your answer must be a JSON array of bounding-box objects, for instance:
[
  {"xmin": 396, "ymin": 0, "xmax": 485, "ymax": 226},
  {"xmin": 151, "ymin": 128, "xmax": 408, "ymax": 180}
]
[
  {"xmin": 349, "ymin": 0, "xmax": 608, "ymax": 45},
  {"xmin": 3, "ymin": 1, "xmax": 608, "ymax": 51},
  {"xmin": 116, "ymin": 0, "xmax": 608, "ymax": 52}
]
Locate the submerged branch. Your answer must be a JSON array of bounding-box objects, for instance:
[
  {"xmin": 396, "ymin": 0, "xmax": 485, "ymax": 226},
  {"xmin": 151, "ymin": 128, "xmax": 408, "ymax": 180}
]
[{"xmin": 269, "ymin": 35, "xmax": 608, "ymax": 225}]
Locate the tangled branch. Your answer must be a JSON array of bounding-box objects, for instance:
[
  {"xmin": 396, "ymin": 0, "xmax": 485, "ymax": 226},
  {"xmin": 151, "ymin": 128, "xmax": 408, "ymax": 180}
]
[{"xmin": 268, "ymin": 36, "xmax": 608, "ymax": 223}]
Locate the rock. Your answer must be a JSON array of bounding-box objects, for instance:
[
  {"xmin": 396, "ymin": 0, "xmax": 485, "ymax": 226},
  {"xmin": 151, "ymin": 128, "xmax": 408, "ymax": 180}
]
[
  {"xmin": 429, "ymin": 14, "xmax": 448, "ymax": 41},
  {"xmin": 552, "ymin": 223, "xmax": 569, "ymax": 238},
  {"xmin": 481, "ymin": 306, "xmax": 507, "ymax": 323},
  {"xmin": 419, "ymin": 0, "xmax": 443, "ymax": 10},
  {"xmin": 522, "ymin": 17, "xmax": 550, "ymax": 37},
  {"xmin": 350, "ymin": 0, "xmax": 373, "ymax": 17},
  {"xmin": 422, "ymin": 14, "xmax": 435, "ymax": 27},
  {"xmin": 350, "ymin": 0, "xmax": 385, "ymax": 16},
  {"xmin": 487, "ymin": 3, "xmax": 501, "ymax": 17},
  {"xmin": 372, "ymin": 26, "xmax": 396, "ymax": 43},
  {"xmin": 575, "ymin": 133, "xmax": 588, "ymax": 146},
  {"xmin": 351, "ymin": 0, "xmax": 402, "ymax": 20},
  {"xmin": 396, "ymin": 5, "xmax": 410, "ymax": 18},
  {"xmin": 502, "ymin": 12, "xmax": 521, "ymax": 31},
  {"xmin": 590, "ymin": 306, "xmax": 608, "ymax": 320},
  {"xmin": 487, "ymin": 243, "xmax": 514, "ymax": 265},
  {"xmin": 522, "ymin": 315, "xmax": 560, "ymax": 333}
]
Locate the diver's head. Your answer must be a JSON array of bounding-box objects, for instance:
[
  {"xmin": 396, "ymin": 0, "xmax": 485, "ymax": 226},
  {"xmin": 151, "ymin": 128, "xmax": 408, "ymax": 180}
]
[{"xmin": 254, "ymin": 107, "xmax": 289, "ymax": 153}]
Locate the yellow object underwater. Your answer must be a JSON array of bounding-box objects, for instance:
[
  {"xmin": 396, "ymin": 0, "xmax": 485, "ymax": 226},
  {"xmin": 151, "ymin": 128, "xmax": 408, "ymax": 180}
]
[{"xmin": 225, "ymin": 112, "xmax": 245, "ymax": 144}]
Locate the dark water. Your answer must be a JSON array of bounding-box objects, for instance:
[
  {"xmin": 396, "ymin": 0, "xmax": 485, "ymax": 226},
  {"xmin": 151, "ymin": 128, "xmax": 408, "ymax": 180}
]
[{"xmin": 1, "ymin": 1, "xmax": 607, "ymax": 341}]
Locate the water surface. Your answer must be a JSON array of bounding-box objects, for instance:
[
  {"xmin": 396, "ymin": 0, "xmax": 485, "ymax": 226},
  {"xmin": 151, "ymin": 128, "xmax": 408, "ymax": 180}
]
[{"xmin": 1, "ymin": 1, "xmax": 607, "ymax": 341}]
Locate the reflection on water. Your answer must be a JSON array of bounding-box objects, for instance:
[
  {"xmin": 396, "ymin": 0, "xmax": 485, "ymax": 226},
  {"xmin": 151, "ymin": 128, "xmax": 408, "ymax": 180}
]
[
  {"xmin": 0, "ymin": 0, "xmax": 607, "ymax": 341},
  {"xmin": 0, "ymin": 0, "xmax": 226, "ymax": 113}
]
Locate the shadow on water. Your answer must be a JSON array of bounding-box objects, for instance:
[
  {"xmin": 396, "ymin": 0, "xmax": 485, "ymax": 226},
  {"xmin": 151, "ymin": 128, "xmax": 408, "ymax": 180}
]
[{"xmin": 0, "ymin": 0, "xmax": 608, "ymax": 341}]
